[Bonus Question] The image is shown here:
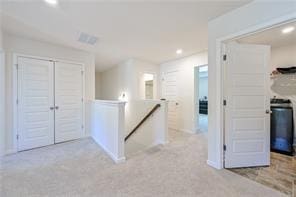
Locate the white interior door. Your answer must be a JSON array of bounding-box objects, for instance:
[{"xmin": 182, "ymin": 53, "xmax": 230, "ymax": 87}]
[
  {"xmin": 17, "ymin": 57, "xmax": 54, "ymax": 151},
  {"xmin": 54, "ymin": 62, "xmax": 84, "ymax": 143},
  {"xmin": 224, "ymin": 42, "xmax": 271, "ymax": 168},
  {"xmin": 162, "ymin": 69, "xmax": 179, "ymax": 130}
]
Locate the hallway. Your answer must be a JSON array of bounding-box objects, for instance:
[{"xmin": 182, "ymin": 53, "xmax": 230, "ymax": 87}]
[{"xmin": 0, "ymin": 130, "xmax": 284, "ymax": 197}]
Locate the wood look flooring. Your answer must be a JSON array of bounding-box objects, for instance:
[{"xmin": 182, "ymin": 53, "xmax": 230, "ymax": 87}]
[{"xmin": 229, "ymin": 152, "xmax": 296, "ymax": 196}]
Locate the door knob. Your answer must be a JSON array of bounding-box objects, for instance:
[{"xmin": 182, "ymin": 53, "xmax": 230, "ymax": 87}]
[
  {"xmin": 50, "ymin": 107, "xmax": 54, "ymax": 110},
  {"xmin": 55, "ymin": 106, "xmax": 59, "ymax": 110},
  {"xmin": 266, "ymin": 110, "xmax": 271, "ymax": 114}
]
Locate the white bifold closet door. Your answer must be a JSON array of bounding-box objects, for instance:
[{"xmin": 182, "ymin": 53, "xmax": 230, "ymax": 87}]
[
  {"xmin": 54, "ymin": 62, "xmax": 84, "ymax": 143},
  {"xmin": 17, "ymin": 57, "xmax": 55, "ymax": 151},
  {"xmin": 17, "ymin": 57, "xmax": 84, "ymax": 151}
]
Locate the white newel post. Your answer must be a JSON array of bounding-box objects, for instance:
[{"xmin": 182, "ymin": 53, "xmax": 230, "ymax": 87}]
[
  {"xmin": 156, "ymin": 100, "xmax": 169, "ymax": 144},
  {"xmin": 91, "ymin": 100, "xmax": 126, "ymax": 163}
]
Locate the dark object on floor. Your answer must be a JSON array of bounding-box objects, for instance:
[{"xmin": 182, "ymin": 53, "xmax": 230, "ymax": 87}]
[
  {"xmin": 277, "ymin": 66, "xmax": 296, "ymax": 74},
  {"xmin": 270, "ymin": 99, "xmax": 294, "ymax": 155},
  {"xmin": 199, "ymin": 100, "xmax": 208, "ymax": 115}
]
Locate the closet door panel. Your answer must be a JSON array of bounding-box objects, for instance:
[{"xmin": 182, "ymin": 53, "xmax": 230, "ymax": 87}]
[
  {"xmin": 17, "ymin": 57, "xmax": 54, "ymax": 151},
  {"xmin": 55, "ymin": 62, "xmax": 84, "ymax": 143}
]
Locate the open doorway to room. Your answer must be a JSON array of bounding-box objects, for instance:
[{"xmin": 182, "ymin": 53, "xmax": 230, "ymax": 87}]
[
  {"xmin": 141, "ymin": 73, "xmax": 157, "ymax": 100},
  {"xmin": 223, "ymin": 21, "xmax": 296, "ymax": 196},
  {"xmin": 194, "ymin": 65, "xmax": 208, "ymax": 133},
  {"xmin": 144, "ymin": 73, "xmax": 154, "ymax": 99}
]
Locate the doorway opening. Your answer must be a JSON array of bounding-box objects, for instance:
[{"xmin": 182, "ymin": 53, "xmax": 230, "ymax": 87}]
[
  {"xmin": 194, "ymin": 65, "xmax": 208, "ymax": 133},
  {"xmin": 223, "ymin": 21, "xmax": 296, "ymax": 195},
  {"xmin": 140, "ymin": 73, "xmax": 157, "ymax": 100},
  {"xmin": 144, "ymin": 73, "xmax": 154, "ymax": 99}
]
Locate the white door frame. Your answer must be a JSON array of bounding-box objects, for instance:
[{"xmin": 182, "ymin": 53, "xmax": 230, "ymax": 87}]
[
  {"xmin": 139, "ymin": 71, "xmax": 158, "ymax": 100},
  {"xmin": 194, "ymin": 64, "xmax": 208, "ymax": 133},
  {"xmin": 214, "ymin": 15, "xmax": 296, "ymax": 169},
  {"xmin": 0, "ymin": 49, "xmax": 5, "ymax": 156},
  {"xmin": 12, "ymin": 53, "xmax": 85, "ymax": 152}
]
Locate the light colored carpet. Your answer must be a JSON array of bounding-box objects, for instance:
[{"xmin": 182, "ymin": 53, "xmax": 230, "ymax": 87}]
[
  {"xmin": 0, "ymin": 130, "xmax": 286, "ymax": 197},
  {"xmin": 198, "ymin": 114, "xmax": 208, "ymax": 133}
]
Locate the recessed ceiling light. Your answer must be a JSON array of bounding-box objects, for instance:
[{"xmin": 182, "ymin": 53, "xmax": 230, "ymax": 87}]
[
  {"xmin": 176, "ymin": 49, "xmax": 183, "ymax": 54},
  {"xmin": 281, "ymin": 26, "xmax": 295, "ymax": 34},
  {"xmin": 44, "ymin": 0, "xmax": 58, "ymax": 6}
]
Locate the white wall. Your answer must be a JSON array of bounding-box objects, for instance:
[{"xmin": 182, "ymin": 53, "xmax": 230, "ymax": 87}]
[
  {"xmin": 199, "ymin": 76, "xmax": 208, "ymax": 100},
  {"xmin": 125, "ymin": 100, "xmax": 168, "ymax": 156},
  {"xmin": 3, "ymin": 33, "xmax": 95, "ymax": 154},
  {"xmin": 100, "ymin": 59, "xmax": 159, "ymax": 101},
  {"xmin": 91, "ymin": 99, "xmax": 168, "ymax": 162},
  {"xmin": 0, "ymin": 51, "xmax": 4, "ymax": 156},
  {"xmin": 208, "ymin": 0, "xmax": 296, "ymax": 169},
  {"xmin": 100, "ymin": 59, "xmax": 161, "ymax": 144},
  {"xmin": 91, "ymin": 100, "xmax": 126, "ymax": 163},
  {"xmin": 271, "ymin": 44, "xmax": 296, "ymax": 71},
  {"xmin": 0, "ymin": 23, "xmax": 4, "ymax": 156},
  {"xmin": 100, "ymin": 64, "xmax": 123, "ymax": 100},
  {"xmin": 95, "ymin": 72, "xmax": 101, "ymax": 99},
  {"xmin": 160, "ymin": 52, "xmax": 208, "ymax": 133}
]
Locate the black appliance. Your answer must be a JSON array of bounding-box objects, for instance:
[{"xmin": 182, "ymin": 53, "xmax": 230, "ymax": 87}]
[
  {"xmin": 270, "ymin": 98, "xmax": 294, "ymax": 155},
  {"xmin": 199, "ymin": 100, "xmax": 208, "ymax": 115}
]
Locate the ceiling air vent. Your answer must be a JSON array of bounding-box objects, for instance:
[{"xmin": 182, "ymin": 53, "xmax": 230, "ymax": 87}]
[{"xmin": 77, "ymin": 32, "xmax": 98, "ymax": 45}]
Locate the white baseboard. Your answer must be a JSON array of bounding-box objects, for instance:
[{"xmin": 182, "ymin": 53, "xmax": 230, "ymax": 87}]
[
  {"xmin": 207, "ymin": 160, "xmax": 222, "ymax": 169},
  {"xmin": 114, "ymin": 156, "xmax": 126, "ymax": 164},
  {"xmin": 5, "ymin": 149, "xmax": 17, "ymax": 156},
  {"xmin": 91, "ymin": 136, "xmax": 126, "ymax": 164}
]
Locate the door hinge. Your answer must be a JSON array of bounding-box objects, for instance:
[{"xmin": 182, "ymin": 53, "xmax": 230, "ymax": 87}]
[
  {"xmin": 223, "ymin": 144, "xmax": 226, "ymax": 151},
  {"xmin": 223, "ymin": 99, "xmax": 227, "ymax": 106},
  {"xmin": 81, "ymin": 98, "xmax": 84, "ymax": 102},
  {"xmin": 15, "ymin": 64, "xmax": 19, "ymax": 69},
  {"xmin": 16, "ymin": 134, "xmax": 19, "ymax": 140},
  {"xmin": 16, "ymin": 99, "xmax": 19, "ymax": 105},
  {"xmin": 81, "ymin": 70, "xmax": 84, "ymax": 75},
  {"xmin": 223, "ymin": 54, "xmax": 227, "ymax": 61},
  {"xmin": 81, "ymin": 125, "xmax": 84, "ymax": 129}
]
